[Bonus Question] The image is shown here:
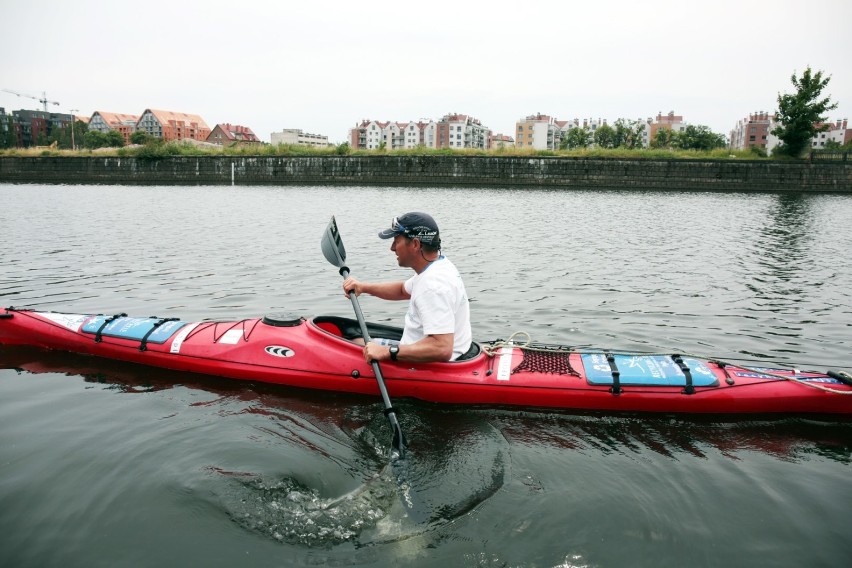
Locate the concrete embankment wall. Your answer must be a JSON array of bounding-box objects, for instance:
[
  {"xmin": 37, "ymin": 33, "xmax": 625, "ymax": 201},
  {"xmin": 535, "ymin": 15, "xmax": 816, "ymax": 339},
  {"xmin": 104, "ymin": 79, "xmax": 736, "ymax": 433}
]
[{"xmin": 1, "ymin": 155, "xmax": 850, "ymax": 191}]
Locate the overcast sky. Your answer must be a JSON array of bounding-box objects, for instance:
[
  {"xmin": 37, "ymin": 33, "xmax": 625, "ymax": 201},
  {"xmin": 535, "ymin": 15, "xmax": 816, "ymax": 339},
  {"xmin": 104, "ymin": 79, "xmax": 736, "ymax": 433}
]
[{"xmin": 2, "ymin": 0, "xmax": 850, "ymax": 144}]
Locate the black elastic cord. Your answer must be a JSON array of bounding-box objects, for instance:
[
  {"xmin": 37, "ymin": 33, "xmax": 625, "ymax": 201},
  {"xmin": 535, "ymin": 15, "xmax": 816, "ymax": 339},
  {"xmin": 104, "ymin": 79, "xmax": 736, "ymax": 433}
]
[
  {"xmin": 672, "ymin": 354, "xmax": 695, "ymax": 394},
  {"xmin": 606, "ymin": 352, "xmax": 622, "ymax": 395},
  {"xmin": 383, "ymin": 406, "xmax": 400, "ymax": 417},
  {"xmin": 139, "ymin": 318, "xmax": 178, "ymax": 351},
  {"xmin": 94, "ymin": 313, "xmax": 127, "ymax": 343}
]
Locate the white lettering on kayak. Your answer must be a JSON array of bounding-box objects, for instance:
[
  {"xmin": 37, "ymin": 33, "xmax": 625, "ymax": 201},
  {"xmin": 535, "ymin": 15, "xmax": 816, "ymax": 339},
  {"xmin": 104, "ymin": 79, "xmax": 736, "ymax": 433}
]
[
  {"xmin": 497, "ymin": 344, "xmax": 514, "ymax": 381},
  {"xmin": 169, "ymin": 322, "xmax": 200, "ymax": 354},
  {"xmin": 40, "ymin": 312, "xmax": 90, "ymax": 332}
]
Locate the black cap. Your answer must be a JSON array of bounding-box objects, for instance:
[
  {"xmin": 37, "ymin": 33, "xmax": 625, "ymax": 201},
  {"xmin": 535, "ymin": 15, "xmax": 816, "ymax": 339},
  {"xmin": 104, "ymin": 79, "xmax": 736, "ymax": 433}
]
[{"xmin": 378, "ymin": 212, "xmax": 441, "ymax": 247}]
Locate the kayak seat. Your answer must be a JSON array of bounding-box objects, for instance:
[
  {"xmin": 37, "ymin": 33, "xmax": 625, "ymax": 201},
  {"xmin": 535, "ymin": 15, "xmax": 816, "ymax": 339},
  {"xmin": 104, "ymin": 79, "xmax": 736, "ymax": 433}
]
[
  {"xmin": 456, "ymin": 341, "xmax": 481, "ymax": 361},
  {"xmin": 312, "ymin": 316, "xmax": 403, "ymax": 342}
]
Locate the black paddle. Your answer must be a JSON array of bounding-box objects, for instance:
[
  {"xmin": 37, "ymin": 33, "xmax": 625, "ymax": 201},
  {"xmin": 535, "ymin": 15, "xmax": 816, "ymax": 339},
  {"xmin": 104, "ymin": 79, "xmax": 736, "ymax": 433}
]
[{"xmin": 321, "ymin": 216, "xmax": 407, "ymax": 459}]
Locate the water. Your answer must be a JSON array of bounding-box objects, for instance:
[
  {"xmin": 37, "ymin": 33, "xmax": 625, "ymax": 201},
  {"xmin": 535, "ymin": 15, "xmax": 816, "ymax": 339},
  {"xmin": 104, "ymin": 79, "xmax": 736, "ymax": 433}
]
[{"xmin": 1, "ymin": 184, "xmax": 851, "ymax": 567}]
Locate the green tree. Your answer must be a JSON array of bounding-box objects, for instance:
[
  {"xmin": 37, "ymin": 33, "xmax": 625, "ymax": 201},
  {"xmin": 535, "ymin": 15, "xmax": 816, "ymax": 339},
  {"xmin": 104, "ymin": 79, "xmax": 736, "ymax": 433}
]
[
  {"xmin": 612, "ymin": 119, "xmax": 646, "ymax": 149},
  {"xmin": 674, "ymin": 125, "xmax": 726, "ymax": 150},
  {"xmin": 651, "ymin": 127, "xmax": 674, "ymax": 149},
  {"xmin": 83, "ymin": 130, "xmax": 110, "ymax": 149},
  {"xmin": 130, "ymin": 130, "xmax": 155, "ymax": 145},
  {"xmin": 560, "ymin": 126, "xmax": 591, "ymax": 149},
  {"xmin": 772, "ymin": 67, "xmax": 838, "ymax": 157},
  {"xmin": 105, "ymin": 130, "xmax": 125, "ymax": 147},
  {"xmin": 593, "ymin": 123, "xmax": 616, "ymax": 148}
]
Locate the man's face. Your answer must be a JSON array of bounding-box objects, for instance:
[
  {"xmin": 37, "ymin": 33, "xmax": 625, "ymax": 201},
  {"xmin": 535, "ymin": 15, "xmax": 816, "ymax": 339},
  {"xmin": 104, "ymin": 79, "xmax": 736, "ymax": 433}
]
[{"xmin": 390, "ymin": 234, "xmax": 416, "ymax": 268}]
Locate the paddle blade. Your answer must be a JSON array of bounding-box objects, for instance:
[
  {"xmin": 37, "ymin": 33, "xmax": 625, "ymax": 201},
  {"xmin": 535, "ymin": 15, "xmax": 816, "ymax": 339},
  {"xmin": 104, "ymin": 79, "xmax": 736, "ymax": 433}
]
[{"xmin": 321, "ymin": 216, "xmax": 347, "ymax": 268}]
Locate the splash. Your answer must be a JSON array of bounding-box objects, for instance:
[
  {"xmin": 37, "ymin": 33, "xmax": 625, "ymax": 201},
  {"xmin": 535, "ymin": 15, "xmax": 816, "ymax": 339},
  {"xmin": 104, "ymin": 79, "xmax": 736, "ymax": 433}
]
[{"xmin": 224, "ymin": 471, "xmax": 399, "ymax": 546}]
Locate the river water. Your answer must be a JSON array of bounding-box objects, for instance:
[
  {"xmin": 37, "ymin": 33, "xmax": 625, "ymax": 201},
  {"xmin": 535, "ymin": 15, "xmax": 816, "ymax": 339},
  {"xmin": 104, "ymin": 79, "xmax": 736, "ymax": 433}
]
[{"xmin": 1, "ymin": 184, "xmax": 851, "ymax": 567}]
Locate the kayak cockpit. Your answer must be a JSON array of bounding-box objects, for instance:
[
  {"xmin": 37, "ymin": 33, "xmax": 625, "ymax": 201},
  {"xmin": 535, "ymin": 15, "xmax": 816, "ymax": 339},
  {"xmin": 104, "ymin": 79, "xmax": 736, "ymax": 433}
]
[{"xmin": 306, "ymin": 315, "xmax": 482, "ymax": 361}]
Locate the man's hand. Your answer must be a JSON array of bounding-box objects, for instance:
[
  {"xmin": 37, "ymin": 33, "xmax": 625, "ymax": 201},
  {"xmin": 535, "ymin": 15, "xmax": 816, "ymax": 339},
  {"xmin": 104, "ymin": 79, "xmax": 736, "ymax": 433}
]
[
  {"xmin": 342, "ymin": 276, "xmax": 362, "ymax": 297},
  {"xmin": 363, "ymin": 342, "xmax": 390, "ymax": 363}
]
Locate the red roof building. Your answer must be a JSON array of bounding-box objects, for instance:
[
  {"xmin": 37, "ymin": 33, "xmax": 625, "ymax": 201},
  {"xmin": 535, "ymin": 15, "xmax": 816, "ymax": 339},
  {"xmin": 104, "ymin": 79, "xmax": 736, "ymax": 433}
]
[{"xmin": 207, "ymin": 123, "xmax": 261, "ymax": 146}]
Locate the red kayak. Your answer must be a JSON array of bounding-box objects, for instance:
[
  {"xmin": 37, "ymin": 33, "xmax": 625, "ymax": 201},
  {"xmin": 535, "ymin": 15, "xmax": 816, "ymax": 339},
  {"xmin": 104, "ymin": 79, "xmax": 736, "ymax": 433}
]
[{"xmin": 2, "ymin": 307, "xmax": 851, "ymax": 416}]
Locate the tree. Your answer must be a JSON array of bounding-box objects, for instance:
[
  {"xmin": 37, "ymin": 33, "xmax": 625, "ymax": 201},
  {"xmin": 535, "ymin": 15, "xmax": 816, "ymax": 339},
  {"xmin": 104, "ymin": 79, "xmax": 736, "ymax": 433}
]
[
  {"xmin": 651, "ymin": 127, "xmax": 675, "ymax": 149},
  {"xmin": 593, "ymin": 123, "xmax": 616, "ymax": 149},
  {"xmin": 674, "ymin": 125, "xmax": 726, "ymax": 150},
  {"xmin": 105, "ymin": 130, "xmax": 125, "ymax": 147},
  {"xmin": 83, "ymin": 130, "xmax": 109, "ymax": 149},
  {"xmin": 612, "ymin": 119, "xmax": 646, "ymax": 149},
  {"xmin": 772, "ymin": 67, "xmax": 838, "ymax": 157},
  {"xmin": 560, "ymin": 126, "xmax": 591, "ymax": 149},
  {"xmin": 130, "ymin": 130, "xmax": 156, "ymax": 145}
]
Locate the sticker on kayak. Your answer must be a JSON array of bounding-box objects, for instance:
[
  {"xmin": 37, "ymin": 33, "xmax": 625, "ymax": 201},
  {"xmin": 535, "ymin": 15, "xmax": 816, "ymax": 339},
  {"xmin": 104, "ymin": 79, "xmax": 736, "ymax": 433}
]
[
  {"xmin": 265, "ymin": 345, "xmax": 295, "ymax": 358},
  {"xmin": 81, "ymin": 316, "xmax": 188, "ymax": 344},
  {"xmin": 218, "ymin": 329, "xmax": 245, "ymax": 345},
  {"xmin": 581, "ymin": 353, "xmax": 718, "ymax": 387},
  {"xmin": 40, "ymin": 312, "xmax": 91, "ymax": 332},
  {"xmin": 169, "ymin": 322, "xmax": 200, "ymax": 353}
]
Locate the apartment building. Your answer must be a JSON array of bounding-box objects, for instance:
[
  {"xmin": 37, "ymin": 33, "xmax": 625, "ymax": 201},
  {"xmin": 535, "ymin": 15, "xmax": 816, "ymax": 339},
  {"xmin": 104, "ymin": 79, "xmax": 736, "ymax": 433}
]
[
  {"xmin": 730, "ymin": 112, "xmax": 772, "ymax": 151},
  {"xmin": 208, "ymin": 123, "xmax": 261, "ymax": 146},
  {"xmin": 811, "ymin": 118, "xmax": 852, "ymax": 148},
  {"xmin": 648, "ymin": 111, "xmax": 685, "ymax": 143},
  {"xmin": 440, "ymin": 113, "xmax": 489, "ymax": 149},
  {"xmin": 8, "ymin": 109, "xmax": 73, "ymax": 147},
  {"xmin": 516, "ymin": 114, "xmax": 561, "ymax": 150},
  {"xmin": 88, "ymin": 111, "xmax": 140, "ymax": 145},
  {"xmin": 348, "ymin": 113, "xmax": 491, "ymax": 150},
  {"xmin": 490, "ymin": 133, "xmax": 515, "ymax": 148},
  {"xmin": 271, "ymin": 128, "xmax": 329, "ymax": 147},
  {"xmin": 135, "ymin": 109, "xmax": 210, "ymax": 142}
]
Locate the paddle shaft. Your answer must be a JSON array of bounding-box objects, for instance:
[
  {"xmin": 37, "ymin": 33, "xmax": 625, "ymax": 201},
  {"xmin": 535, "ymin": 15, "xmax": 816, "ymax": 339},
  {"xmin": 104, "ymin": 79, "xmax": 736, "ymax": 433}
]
[{"xmin": 341, "ymin": 266, "xmax": 406, "ymax": 457}]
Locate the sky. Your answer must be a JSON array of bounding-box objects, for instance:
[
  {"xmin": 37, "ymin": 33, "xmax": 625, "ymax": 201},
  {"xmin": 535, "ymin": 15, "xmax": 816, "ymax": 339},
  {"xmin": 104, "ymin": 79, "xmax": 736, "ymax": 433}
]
[{"xmin": 2, "ymin": 0, "xmax": 851, "ymax": 144}]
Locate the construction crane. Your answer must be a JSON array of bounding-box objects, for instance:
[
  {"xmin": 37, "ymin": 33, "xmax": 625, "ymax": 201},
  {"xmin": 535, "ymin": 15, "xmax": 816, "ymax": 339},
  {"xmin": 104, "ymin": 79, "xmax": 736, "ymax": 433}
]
[{"xmin": 2, "ymin": 89, "xmax": 61, "ymax": 112}]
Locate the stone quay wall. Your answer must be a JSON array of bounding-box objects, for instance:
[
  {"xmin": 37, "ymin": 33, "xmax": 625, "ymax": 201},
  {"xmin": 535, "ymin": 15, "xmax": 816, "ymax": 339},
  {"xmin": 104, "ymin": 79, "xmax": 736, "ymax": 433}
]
[{"xmin": 1, "ymin": 155, "xmax": 850, "ymax": 191}]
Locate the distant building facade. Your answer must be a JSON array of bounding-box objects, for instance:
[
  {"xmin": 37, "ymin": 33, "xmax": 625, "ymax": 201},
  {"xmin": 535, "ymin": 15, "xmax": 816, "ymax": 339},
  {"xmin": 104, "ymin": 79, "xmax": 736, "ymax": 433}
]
[
  {"xmin": 730, "ymin": 112, "xmax": 772, "ymax": 151},
  {"xmin": 348, "ymin": 113, "xmax": 491, "ymax": 150},
  {"xmin": 271, "ymin": 129, "xmax": 329, "ymax": 147},
  {"xmin": 135, "ymin": 109, "xmax": 210, "ymax": 142},
  {"xmin": 8, "ymin": 109, "xmax": 73, "ymax": 147},
  {"xmin": 88, "ymin": 111, "xmax": 140, "ymax": 145},
  {"xmin": 490, "ymin": 133, "xmax": 515, "ymax": 148},
  {"xmin": 516, "ymin": 114, "xmax": 561, "ymax": 150},
  {"xmin": 208, "ymin": 123, "xmax": 261, "ymax": 146}
]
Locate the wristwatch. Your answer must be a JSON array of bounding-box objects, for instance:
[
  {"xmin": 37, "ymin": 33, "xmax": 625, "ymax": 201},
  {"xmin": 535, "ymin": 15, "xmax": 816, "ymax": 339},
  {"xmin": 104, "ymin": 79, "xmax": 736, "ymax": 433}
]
[{"xmin": 389, "ymin": 345, "xmax": 399, "ymax": 361}]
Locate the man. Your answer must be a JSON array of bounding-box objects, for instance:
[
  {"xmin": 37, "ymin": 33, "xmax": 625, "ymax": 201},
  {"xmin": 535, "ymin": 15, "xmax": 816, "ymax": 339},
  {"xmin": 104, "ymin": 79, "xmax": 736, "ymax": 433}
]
[{"xmin": 342, "ymin": 212, "xmax": 472, "ymax": 364}]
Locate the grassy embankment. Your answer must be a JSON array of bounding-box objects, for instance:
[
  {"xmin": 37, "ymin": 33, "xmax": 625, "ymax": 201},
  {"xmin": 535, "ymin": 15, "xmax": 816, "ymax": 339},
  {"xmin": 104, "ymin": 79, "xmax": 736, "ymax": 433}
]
[{"xmin": 0, "ymin": 142, "xmax": 766, "ymax": 161}]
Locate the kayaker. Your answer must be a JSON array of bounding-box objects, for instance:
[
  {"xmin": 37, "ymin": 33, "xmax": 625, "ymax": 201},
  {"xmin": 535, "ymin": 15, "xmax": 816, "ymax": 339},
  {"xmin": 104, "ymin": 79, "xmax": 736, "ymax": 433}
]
[{"xmin": 342, "ymin": 212, "xmax": 472, "ymax": 363}]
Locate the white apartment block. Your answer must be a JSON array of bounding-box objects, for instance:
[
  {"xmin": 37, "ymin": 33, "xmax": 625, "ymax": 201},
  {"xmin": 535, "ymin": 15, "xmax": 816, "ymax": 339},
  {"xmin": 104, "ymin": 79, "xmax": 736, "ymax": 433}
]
[
  {"xmin": 349, "ymin": 113, "xmax": 490, "ymax": 150},
  {"xmin": 516, "ymin": 114, "xmax": 561, "ymax": 150},
  {"xmin": 271, "ymin": 129, "xmax": 330, "ymax": 147}
]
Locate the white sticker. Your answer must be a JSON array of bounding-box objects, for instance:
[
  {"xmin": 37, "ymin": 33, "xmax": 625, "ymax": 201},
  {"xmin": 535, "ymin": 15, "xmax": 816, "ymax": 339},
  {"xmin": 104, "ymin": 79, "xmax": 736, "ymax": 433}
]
[
  {"xmin": 218, "ymin": 329, "xmax": 245, "ymax": 345},
  {"xmin": 169, "ymin": 322, "xmax": 200, "ymax": 354},
  {"xmin": 39, "ymin": 312, "xmax": 90, "ymax": 332},
  {"xmin": 497, "ymin": 344, "xmax": 514, "ymax": 381}
]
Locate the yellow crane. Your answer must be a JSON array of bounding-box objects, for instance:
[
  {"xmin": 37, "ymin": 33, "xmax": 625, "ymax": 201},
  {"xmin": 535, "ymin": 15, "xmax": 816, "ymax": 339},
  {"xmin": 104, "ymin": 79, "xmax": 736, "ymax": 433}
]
[{"xmin": 2, "ymin": 89, "xmax": 61, "ymax": 112}]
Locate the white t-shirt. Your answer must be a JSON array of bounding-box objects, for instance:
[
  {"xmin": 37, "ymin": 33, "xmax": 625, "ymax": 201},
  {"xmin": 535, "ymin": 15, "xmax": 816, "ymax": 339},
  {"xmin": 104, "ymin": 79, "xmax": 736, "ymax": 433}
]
[{"xmin": 401, "ymin": 256, "xmax": 472, "ymax": 360}]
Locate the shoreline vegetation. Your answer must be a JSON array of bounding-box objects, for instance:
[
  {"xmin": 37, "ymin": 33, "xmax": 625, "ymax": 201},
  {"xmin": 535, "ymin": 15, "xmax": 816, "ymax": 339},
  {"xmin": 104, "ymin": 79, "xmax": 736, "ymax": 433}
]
[{"xmin": 0, "ymin": 141, "xmax": 778, "ymax": 161}]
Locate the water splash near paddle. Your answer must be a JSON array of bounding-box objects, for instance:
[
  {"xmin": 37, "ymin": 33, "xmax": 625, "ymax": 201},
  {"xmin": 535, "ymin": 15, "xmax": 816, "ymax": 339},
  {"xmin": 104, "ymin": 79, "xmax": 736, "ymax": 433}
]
[{"xmin": 215, "ymin": 406, "xmax": 511, "ymax": 546}]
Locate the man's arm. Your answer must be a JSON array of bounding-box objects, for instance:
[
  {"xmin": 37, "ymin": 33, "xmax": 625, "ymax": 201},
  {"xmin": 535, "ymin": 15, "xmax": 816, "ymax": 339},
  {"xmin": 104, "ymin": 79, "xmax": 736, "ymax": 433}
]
[
  {"xmin": 343, "ymin": 277, "xmax": 410, "ymax": 301},
  {"xmin": 363, "ymin": 333, "xmax": 454, "ymax": 363}
]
